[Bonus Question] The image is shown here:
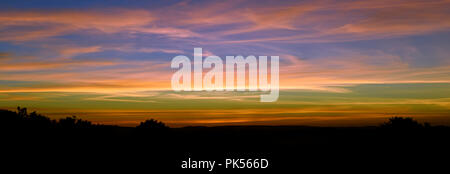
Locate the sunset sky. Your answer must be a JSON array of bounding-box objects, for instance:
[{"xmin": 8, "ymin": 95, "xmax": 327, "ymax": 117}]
[{"xmin": 1, "ymin": 0, "xmax": 450, "ymax": 127}]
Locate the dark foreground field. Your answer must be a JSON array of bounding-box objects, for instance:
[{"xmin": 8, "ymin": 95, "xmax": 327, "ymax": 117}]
[{"xmin": 1, "ymin": 107, "xmax": 450, "ymax": 173}]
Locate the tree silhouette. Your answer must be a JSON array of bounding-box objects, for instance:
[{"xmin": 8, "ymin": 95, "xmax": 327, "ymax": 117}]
[
  {"xmin": 381, "ymin": 117, "xmax": 425, "ymax": 130},
  {"xmin": 17, "ymin": 106, "xmax": 27, "ymax": 118},
  {"xmin": 136, "ymin": 119, "xmax": 169, "ymax": 130},
  {"xmin": 59, "ymin": 116, "xmax": 94, "ymax": 129}
]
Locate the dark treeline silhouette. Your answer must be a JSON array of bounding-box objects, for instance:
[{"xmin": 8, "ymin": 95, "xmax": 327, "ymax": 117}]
[
  {"xmin": 2, "ymin": 107, "xmax": 100, "ymax": 129},
  {"xmin": 2, "ymin": 107, "xmax": 450, "ymax": 173},
  {"xmin": 381, "ymin": 116, "xmax": 431, "ymax": 129},
  {"xmin": 2, "ymin": 107, "xmax": 170, "ymax": 130}
]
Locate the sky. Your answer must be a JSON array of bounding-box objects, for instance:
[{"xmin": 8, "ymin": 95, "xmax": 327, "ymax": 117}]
[{"xmin": 1, "ymin": 0, "xmax": 450, "ymax": 127}]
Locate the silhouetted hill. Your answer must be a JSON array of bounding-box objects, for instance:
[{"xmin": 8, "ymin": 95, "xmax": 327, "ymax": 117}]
[{"xmin": 1, "ymin": 107, "xmax": 450, "ymax": 173}]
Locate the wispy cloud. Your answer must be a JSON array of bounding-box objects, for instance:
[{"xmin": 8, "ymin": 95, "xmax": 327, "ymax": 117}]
[
  {"xmin": 0, "ymin": 0, "xmax": 450, "ymax": 94},
  {"xmin": 0, "ymin": 9, "xmax": 198, "ymax": 42}
]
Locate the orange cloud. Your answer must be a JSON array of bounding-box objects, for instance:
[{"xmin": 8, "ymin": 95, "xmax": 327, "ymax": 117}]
[
  {"xmin": 0, "ymin": 52, "xmax": 9, "ymax": 60},
  {"xmin": 0, "ymin": 10, "xmax": 150, "ymax": 41},
  {"xmin": 180, "ymin": 0, "xmax": 450, "ymax": 43},
  {"xmin": 0, "ymin": 9, "xmax": 198, "ymax": 41},
  {"xmin": 277, "ymin": 51, "xmax": 450, "ymax": 91},
  {"xmin": 0, "ymin": 59, "xmax": 118, "ymax": 72},
  {"xmin": 59, "ymin": 46, "xmax": 102, "ymax": 57},
  {"xmin": 2, "ymin": 1, "xmax": 449, "ymax": 43}
]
